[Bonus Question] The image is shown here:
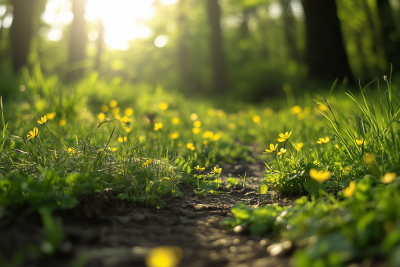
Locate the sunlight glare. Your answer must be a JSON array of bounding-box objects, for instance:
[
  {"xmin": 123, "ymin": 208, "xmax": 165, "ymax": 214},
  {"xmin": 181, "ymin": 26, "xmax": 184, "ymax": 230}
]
[
  {"xmin": 159, "ymin": 0, "xmax": 178, "ymax": 5},
  {"xmin": 41, "ymin": 0, "xmax": 73, "ymax": 27},
  {"xmin": 268, "ymin": 2, "xmax": 282, "ymax": 19},
  {"xmin": 0, "ymin": 5, "xmax": 6, "ymax": 17},
  {"xmin": 2, "ymin": 13, "xmax": 12, "ymax": 28},
  {"xmin": 47, "ymin": 28, "xmax": 63, "ymax": 41},
  {"xmin": 88, "ymin": 30, "xmax": 99, "ymax": 41},
  {"xmin": 154, "ymin": 35, "xmax": 168, "ymax": 48}
]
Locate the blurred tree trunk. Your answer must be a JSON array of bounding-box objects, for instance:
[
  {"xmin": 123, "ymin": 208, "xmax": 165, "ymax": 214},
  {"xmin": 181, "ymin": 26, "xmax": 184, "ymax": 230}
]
[
  {"xmin": 280, "ymin": 0, "xmax": 300, "ymax": 61},
  {"xmin": 94, "ymin": 20, "xmax": 104, "ymax": 71},
  {"xmin": 376, "ymin": 0, "xmax": 400, "ymax": 71},
  {"xmin": 302, "ymin": 0, "xmax": 353, "ymax": 83},
  {"xmin": 67, "ymin": 0, "xmax": 87, "ymax": 79},
  {"xmin": 10, "ymin": 0, "xmax": 37, "ymax": 73},
  {"xmin": 206, "ymin": 0, "xmax": 227, "ymax": 94}
]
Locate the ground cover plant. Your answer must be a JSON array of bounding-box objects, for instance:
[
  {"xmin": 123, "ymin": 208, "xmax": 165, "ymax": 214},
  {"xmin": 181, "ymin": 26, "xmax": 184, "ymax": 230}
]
[{"xmin": 1, "ymin": 67, "xmax": 400, "ymax": 266}]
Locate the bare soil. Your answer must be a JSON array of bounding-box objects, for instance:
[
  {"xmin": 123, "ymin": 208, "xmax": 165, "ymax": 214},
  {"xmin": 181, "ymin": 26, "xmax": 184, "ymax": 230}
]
[{"xmin": 0, "ymin": 159, "xmax": 293, "ymax": 267}]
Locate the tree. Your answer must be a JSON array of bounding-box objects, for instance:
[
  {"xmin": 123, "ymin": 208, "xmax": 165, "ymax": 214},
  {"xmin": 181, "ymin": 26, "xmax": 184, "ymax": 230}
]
[
  {"xmin": 10, "ymin": 0, "xmax": 38, "ymax": 73},
  {"xmin": 280, "ymin": 0, "xmax": 300, "ymax": 61},
  {"xmin": 302, "ymin": 0, "xmax": 353, "ymax": 83},
  {"xmin": 67, "ymin": 0, "xmax": 87, "ymax": 79},
  {"xmin": 376, "ymin": 0, "xmax": 400, "ymax": 71},
  {"xmin": 206, "ymin": 0, "xmax": 227, "ymax": 94}
]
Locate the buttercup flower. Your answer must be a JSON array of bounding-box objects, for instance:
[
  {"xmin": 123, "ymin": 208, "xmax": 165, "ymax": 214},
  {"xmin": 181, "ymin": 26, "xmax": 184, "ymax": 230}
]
[
  {"xmin": 212, "ymin": 167, "xmax": 222, "ymax": 174},
  {"xmin": 192, "ymin": 128, "xmax": 200, "ymax": 134},
  {"xmin": 264, "ymin": 144, "xmax": 278, "ymax": 154},
  {"xmin": 356, "ymin": 139, "xmax": 366, "ymax": 146},
  {"xmin": 252, "ymin": 115, "xmax": 261, "ymax": 123},
  {"xmin": 277, "ymin": 131, "xmax": 292, "ymax": 142},
  {"xmin": 27, "ymin": 127, "xmax": 39, "ymax": 139},
  {"xmin": 309, "ymin": 169, "xmax": 331, "ymax": 182},
  {"xmin": 193, "ymin": 121, "xmax": 201, "ymax": 128},
  {"xmin": 186, "ymin": 143, "xmax": 195, "ymax": 151},
  {"xmin": 317, "ymin": 137, "xmax": 329, "ymax": 144},
  {"xmin": 124, "ymin": 108, "xmax": 134, "ymax": 116},
  {"xmin": 170, "ymin": 132, "xmax": 179, "ymax": 139},
  {"xmin": 381, "ymin": 172, "xmax": 397, "ymax": 184},
  {"xmin": 295, "ymin": 143, "xmax": 303, "ymax": 151},
  {"xmin": 46, "ymin": 112, "xmax": 56, "ymax": 120},
  {"xmin": 172, "ymin": 117, "xmax": 180, "ymax": 124},
  {"xmin": 109, "ymin": 100, "xmax": 118, "ymax": 108},
  {"xmin": 277, "ymin": 148, "xmax": 286, "ymax": 156},
  {"xmin": 195, "ymin": 165, "xmax": 205, "ymax": 172},
  {"xmin": 159, "ymin": 102, "xmax": 169, "ymax": 110},
  {"xmin": 154, "ymin": 122, "xmax": 163, "ymax": 131},
  {"xmin": 37, "ymin": 115, "xmax": 47, "ymax": 125},
  {"xmin": 98, "ymin": 112, "xmax": 105, "ymax": 121},
  {"xmin": 343, "ymin": 181, "xmax": 356, "ymax": 197}
]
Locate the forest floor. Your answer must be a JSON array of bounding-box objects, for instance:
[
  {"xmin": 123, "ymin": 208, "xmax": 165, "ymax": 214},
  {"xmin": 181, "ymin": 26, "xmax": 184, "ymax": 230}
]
[{"xmin": 0, "ymin": 155, "xmax": 294, "ymax": 267}]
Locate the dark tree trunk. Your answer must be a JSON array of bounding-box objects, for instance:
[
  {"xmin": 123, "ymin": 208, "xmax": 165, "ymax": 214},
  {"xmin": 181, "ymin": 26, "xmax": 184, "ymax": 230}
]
[
  {"xmin": 94, "ymin": 20, "xmax": 104, "ymax": 71},
  {"xmin": 10, "ymin": 0, "xmax": 37, "ymax": 73},
  {"xmin": 376, "ymin": 0, "xmax": 400, "ymax": 71},
  {"xmin": 206, "ymin": 0, "xmax": 227, "ymax": 94},
  {"xmin": 67, "ymin": 0, "xmax": 87, "ymax": 79},
  {"xmin": 302, "ymin": 0, "xmax": 353, "ymax": 83},
  {"xmin": 281, "ymin": 0, "xmax": 300, "ymax": 61}
]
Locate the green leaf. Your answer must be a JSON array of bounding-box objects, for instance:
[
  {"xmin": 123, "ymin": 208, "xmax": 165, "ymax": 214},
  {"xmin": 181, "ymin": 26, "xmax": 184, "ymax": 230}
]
[{"xmin": 258, "ymin": 184, "xmax": 269, "ymax": 195}]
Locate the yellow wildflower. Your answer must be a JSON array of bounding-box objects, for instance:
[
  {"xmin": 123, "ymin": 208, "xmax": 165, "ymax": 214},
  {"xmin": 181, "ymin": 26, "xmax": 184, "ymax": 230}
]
[
  {"xmin": 193, "ymin": 121, "xmax": 201, "ymax": 128},
  {"xmin": 112, "ymin": 107, "xmax": 120, "ymax": 115},
  {"xmin": 154, "ymin": 122, "xmax": 163, "ymax": 131},
  {"xmin": 145, "ymin": 246, "xmax": 183, "ymax": 267},
  {"xmin": 277, "ymin": 131, "xmax": 292, "ymax": 142},
  {"xmin": 172, "ymin": 117, "xmax": 180, "ymax": 124},
  {"xmin": 195, "ymin": 165, "xmax": 205, "ymax": 172},
  {"xmin": 203, "ymin": 140, "xmax": 208, "ymax": 145},
  {"xmin": 59, "ymin": 119, "xmax": 66, "ymax": 127},
  {"xmin": 111, "ymin": 147, "xmax": 118, "ymax": 152},
  {"xmin": 335, "ymin": 144, "xmax": 339, "ymax": 149},
  {"xmin": 317, "ymin": 137, "xmax": 329, "ymax": 144},
  {"xmin": 252, "ymin": 115, "xmax": 261, "ymax": 123},
  {"xmin": 159, "ymin": 102, "xmax": 169, "ymax": 110},
  {"xmin": 186, "ymin": 143, "xmax": 195, "ymax": 151},
  {"xmin": 109, "ymin": 100, "xmax": 118, "ymax": 108},
  {"xmin": 356, "ymin": 139, "xmax": 366, "ymax": 146},
  {"xmin": 98, "ymin": 112, "xmax": 105, "ymax": 121},
  {"xmin": 190, "ymin": 113, "xmax": 198, "ymax": 120},
  {"xmin": 264, "ymin": 108, "xmax": 273, "ymax": 115},
  {"xmin": 203, "ymin": 130, "xmax": 214, "ymax": 139},
  {"xmin": 101, "ymin": 105, "xmax": 109, "ymax": 112},
  {"xmin": 212, "ymin": 167, "xmax": 222, "ymax": 174},
  {"xmin": 295, "ymin": 143, "xmax": 303, "ymax": 151},
  {"xmin": 309, "ymin": 169, "xmax": 331, "ymax": 182},
  {"xmin": 343, "ymin": 181, "xmax": 356, "ymax": 197},
  {"xmin": 27, "ymin": 127, "xmax": 39, "ymax": 139},
  {"xmin": 264, "ymin": 144, "xmax": 278, "ymax": 154},
  {"xmin": 213, "ymin": 134, "xmax": 221, "ymax": 141},
  {"xmin": 118, "ymin": 136, "xmax": 127, "ymax": 143},
  {"xmin": 192, "ymin": 128, "xmax": 200, "ymax": 134},
  {"xmin": 277, "ymin": 148, "xmax": 286, "ymax": 156},
  {"xmin": 290, "ymin": 105, "xmax": 302, "ymax": 114},
  {"xmin": 37, "ymin": 115, "xmax": 47, "ymax": 125},
  {"xmin": 46, "ymin": 112, "xmax": 56, "ymax": 120},
  {"xmin": 381, "ymin": 172, "xmax": 397, "ymax": 184},
  {"xmin": 124, "ymin": 108, "xmax": 134, "ymax": 116},
  {"xmin": 170, "ymin": 132, "xmax": 179, "ymax": 139},
  {"xmin": 120, "ymin": 116, "xmax": 132, "ymax": 123},
  {"xmin": 142, "ymin": 158, "xmax": 153, "ymax": 167},
  {"xmin": 67, "ymin": 147, "xmax": 76, "ymax": 155}
]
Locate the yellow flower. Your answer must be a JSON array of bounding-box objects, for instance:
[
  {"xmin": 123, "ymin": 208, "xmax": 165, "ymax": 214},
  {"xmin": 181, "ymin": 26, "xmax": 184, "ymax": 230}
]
[
  {"xmin": 216, "ymin": 109, "xmax": 225, "ymax": 118},
  {"xmin": 120, "ymin": 116, "xmax": 132, "ymax": 123},
  {"xmin": 213, "ymin": 134, "xmax": 221, "ymax": 141},
  {"xmin": 27, "ymin": 127, "xmax": 39, "ymax": 139},
  {"xmin": 37, "ymin": 115, "xmax": 47, "ymax": 125},
  {"xmin": 46, "ymin": 112, "xmax": 56, "ymax": 120},
  {"xmin": 277, "ymin": 131, "xmax": 292, "ymax": 142},
  {"xmin": 195, "ymin": 165, "xmax": 205, "ymax": 172},
  {"xmin": 59, "ymin": 119, "xmax": 66, "ymax": 127},
  {"xmin": 159, "ymin": 102, "xmax": 169, "ymax": 110},
  {"xmin": 172, "ymin": 117, "xmax": 180, "ymax": 124},
  {"xmin": 170, "ymin": 132, "xmax": 179, "ymax": 139},
  {"xmin": 264, "ymin": 143, "xmax": 278, "ymax": 154},
  {"xmin": 252, "ymin": 115, "xmax": 261, "ymax": 123},
  {"xmin": 118, "ymin": 136, "xmax": 127, "ymax": 143},
  {"xmin": 109, "ymin": 100, "xmax": 118, "ymax": 108},
  {"xmin": 115, "ymin": 114, "xmax": 121, "ymax": 119},
  {"xmin": 203, "ymin": 130, "xmax": 214, "ymax": 139},
  {"xmin": 100, "ymin": 105, "xmax": 109, "ymax": 112},
  {"xmin": 309, "ymin": 169, "xmax": 331, "ymax": 182},
  {"xmin": 98, "ymin": 112, "xmax": 105, "ymax": 121},
  {"xmin": 212, "ymin": 167, "xmax": 222, "ymax": 174},
  {"xmin": 277, "ymin": 148, "xmax": 286, "ymax": 156},
  {"xmin": 154, "ymin": 122, "xmax": 163, "ymax": 131},
  {"xmin": 124, "ymin": 107, "xmax": 133, "ymax": 116},
  {"xmin": 142, "ymin": 158, "xmax": 153, "ymax": 167},
  {"xmin": 190, "ymin": 113, "xmax": 198, "ymax": 120},
  {"xmin": 145, "ymin": 246, "xmax": 183, "ymax": 267},
  {"xmin": 193, "ymin": 121, "xmax": 201, "ymax": 128},
  {"xmin": 207, "ymin": 108, "xmax": 216, "ymax": 117},
  {"xmin": 317, "ymin": 137, "xmax": 329, "ymax": 144},
  {"xmin": 343, "ymin": 181, "xmax": 356, "ymax": 197},
  {"xmin": 228, "ymin": 122, "xmax": 236, "ymax": 129},
  {"xmin": 112, "ymin": 107, "xmax": 120, "ymax": 115},
  {"xmin": 186, "ymin": 143, "xmax": 195, "ymax": 151},
  {"xmin": 264, "ymin": 108, "xmax": 273, "ymax": 115},
  {"xmin": 335, "ymin": 144, "xmax": 339, "ymax": 149},
  {"xmin": 295, "ymin": 143, "xmax": 303, "ymax": 151},
  {"xmin": 192, "ymin": 128, "xmax": 200, "ymax": 134},
  {"xmin": 67, "ymin": 147, "xmax": 76, "ymax": 155},
  {"xmin": 203, "ymin": 140, "xmax": 208, "ymax": 145},
  {"xmin": 290, "ymin": 105, "xmax": 302, "ymax": 114},
  {"xmin": 356, "ymin": 139, "xmax": 366, "ymax": 146},
  {"xmin": 381, "ymin": 172, "xmax": 397, "ymax": 184},
  {"xmin": 111, "ymin": 147, "xmax": 118, "ymax": 152},
  {"xmin": 297, "ymin": 113, "xmax": 305, "ymax": 120}
]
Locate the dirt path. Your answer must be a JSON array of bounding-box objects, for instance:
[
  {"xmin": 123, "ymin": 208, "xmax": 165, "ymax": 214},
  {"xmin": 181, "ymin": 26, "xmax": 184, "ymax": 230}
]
[{"xmin": 0, "ymin": 159, "xmax": 292, "ymax": 267}]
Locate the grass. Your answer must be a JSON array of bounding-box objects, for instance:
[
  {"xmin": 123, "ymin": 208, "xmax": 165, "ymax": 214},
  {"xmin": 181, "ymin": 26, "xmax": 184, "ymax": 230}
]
[{"xmin": 1, "ymin": 66, "xmax": 400, "ymax": 266}]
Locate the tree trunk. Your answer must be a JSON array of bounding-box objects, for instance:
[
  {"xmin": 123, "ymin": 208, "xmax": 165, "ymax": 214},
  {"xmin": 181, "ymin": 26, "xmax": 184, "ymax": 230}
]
[
  {"xmin": 281, "ymin": 0, "xmax": 300, "ymax": 61},
  {"xmin": 10, "ymin": 0, "xmax": 37, "ymax": 73},
  {"xmin": 206, "ymin": 0, "xmax": 227, "ymax": 94},
  {"xmin": 302, "ymin": 0, "xmax": 353, "ymax": 83},
  {"xmin": 94, "ymin": 20, "xmax": 104, "ymax": 71},
  {"xmin": 67, "ymin": 0, "xmax": 87, "ymax": 79},
  {"xmin": 376, "ymin": 0, "xmax": 400, "ymax": 71}
]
